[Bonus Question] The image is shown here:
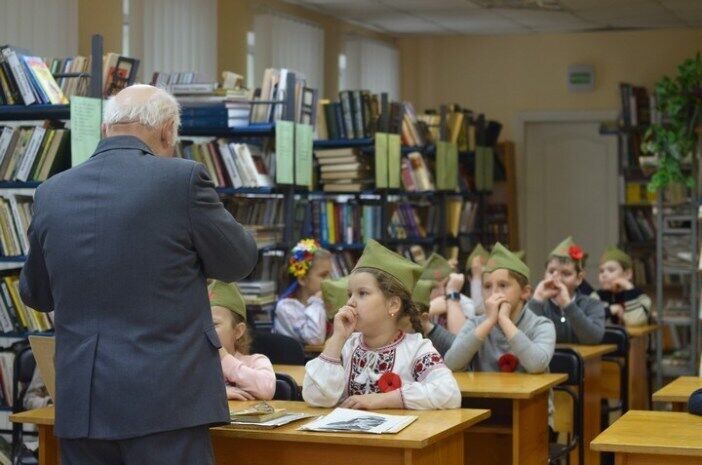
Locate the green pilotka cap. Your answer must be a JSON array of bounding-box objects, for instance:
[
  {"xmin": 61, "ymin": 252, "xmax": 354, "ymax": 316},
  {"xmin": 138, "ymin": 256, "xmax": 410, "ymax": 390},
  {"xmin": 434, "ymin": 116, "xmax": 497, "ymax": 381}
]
[
  {"xmin": 484, "ymin": 242, "xmax": 530, "ymax": 281},
  {"xmin": 513, "ymin": 250, "xmax": 525, "ymax": 261},
  {"xmin": 208, "ymin": 280, "xmax": 247, "ymax": 321},
  {"xmin": 420, "ymin": 253, "xmax": 453, "ymax": 282},
  {"xmin": 412, "ymin": 279, "xmax": 435, "ymax": 307},
  {"xmin": 600, "ymin": 246, "xmax": 633, "ymax": 269},
  {"xmin": 353, "ymin": 239, "xmax": 423, "ymax": 293},
  {"xmin": 466, "ymin": 244, "xmax": 490, "ymax": 269},
  {"xmin": 321, "ymin": 277, "xmax": 349, "ymax": 319},
  {"xmin": 549, "ymin": 236, "xmax": 587, "ymax": 266}
]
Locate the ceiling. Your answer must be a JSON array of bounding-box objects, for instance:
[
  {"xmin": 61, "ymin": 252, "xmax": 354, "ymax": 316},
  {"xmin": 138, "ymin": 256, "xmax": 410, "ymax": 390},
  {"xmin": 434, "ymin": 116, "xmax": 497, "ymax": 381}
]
[{"xmin": 282, "ymin": 0, "xmax": 702, "ymax": 35}]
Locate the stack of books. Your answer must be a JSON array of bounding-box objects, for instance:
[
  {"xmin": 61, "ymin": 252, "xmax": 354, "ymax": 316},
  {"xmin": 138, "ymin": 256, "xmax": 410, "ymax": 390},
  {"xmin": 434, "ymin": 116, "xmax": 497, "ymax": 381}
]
[
  {"xmin": 0, "ymin": 124, "xmax": 70, "ymax": 181},
  {"xmin": 0, "ymin": 45, "xmax": 67, "ymax": 105},
  {"xmin": 315, "ymin": 147, "xmax": 372, "ymax": 192}
]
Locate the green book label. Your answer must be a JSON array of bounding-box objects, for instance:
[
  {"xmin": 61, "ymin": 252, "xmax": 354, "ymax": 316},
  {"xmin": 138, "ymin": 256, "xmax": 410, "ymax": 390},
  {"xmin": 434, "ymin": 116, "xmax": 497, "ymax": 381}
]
[
  {"xmin": 295, "ymin": 123, "xmax": 313, "ymax": 188},
  {"xmin": 70, "ymin": 96, "xmax": 102, "ymax": 167},
  {"xmin": 388, "ymin": 134, "xmax": 401, "ymax": 189},
  {"xmin": 375, "ymin": 132, "xmax": 388, "ymax": 189},
  {"xmin": 437, "ymin": 141, "xmax": 458, "ymax": 190},
  {"xmin": 275, "ymin": 121, "xmax": 295, "ymax": 184}
]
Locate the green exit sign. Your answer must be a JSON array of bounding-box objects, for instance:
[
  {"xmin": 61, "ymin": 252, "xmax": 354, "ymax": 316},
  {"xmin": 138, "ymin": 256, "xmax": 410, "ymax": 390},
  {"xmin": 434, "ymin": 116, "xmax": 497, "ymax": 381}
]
[{"xmin": 568, "ymin": 64, "xmax": 595, "ymax": 92}]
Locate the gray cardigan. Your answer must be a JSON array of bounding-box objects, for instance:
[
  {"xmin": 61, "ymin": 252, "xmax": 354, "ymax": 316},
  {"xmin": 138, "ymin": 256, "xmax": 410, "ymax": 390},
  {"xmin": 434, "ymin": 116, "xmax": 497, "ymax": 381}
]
[
  {"xmin": 528, "ymin": 293, "xmax": 605, "ymax": 344},
  {"xmin": 429, "ymin": 306, "xmax": 556, "ymax": 373}
]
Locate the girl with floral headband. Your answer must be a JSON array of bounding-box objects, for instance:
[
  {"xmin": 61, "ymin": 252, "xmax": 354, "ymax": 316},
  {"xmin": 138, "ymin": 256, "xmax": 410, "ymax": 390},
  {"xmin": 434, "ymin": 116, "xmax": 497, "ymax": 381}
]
[
  {"xmin": 529, "ymin": 236, "xmax": 606, "ymax": 344},
  {"xmin": 273, "ymin": 239, "xmax": 332, "ymax": 345}
]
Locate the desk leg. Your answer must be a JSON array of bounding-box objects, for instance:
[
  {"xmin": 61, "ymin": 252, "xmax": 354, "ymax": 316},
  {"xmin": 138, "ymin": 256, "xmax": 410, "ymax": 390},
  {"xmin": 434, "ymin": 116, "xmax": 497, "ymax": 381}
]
[
  {"xmin": 628, "ymin": 336, "xmax": 649, "ymax": 410},
  {"xmin": 512, "ymin": 394, "xmax": 548, "ymax": 465},
  {"xmin": 38, "ymin": 425, "xmax": 60, "ymax": 465},
  {"xmin": 583, "ymin": 358, "xmax": 603, "ymax": 465},
  {"xmin": 463, "ymin": 395, "xmax": 548, "ymax": 465}
]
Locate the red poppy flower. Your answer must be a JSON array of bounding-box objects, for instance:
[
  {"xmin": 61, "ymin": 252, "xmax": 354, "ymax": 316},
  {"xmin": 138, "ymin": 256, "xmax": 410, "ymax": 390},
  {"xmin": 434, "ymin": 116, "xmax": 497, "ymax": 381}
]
[
  {"xmin": 378, "ymin": 372, "xmax": 402, "ymax": 393},
  {"xmin": 498, "ymin": 353, "xmax": 518, "ymax": 373},
  {"xmin": 568, "ymin": 245, "xmax": 584, "ymax": 261}
]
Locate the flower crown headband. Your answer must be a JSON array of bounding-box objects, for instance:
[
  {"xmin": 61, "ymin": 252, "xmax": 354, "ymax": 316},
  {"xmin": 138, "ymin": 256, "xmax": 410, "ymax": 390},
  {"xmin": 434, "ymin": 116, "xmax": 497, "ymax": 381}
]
[{"xmin": 288, "ymin": 238, "xmax": 321, "ymax": 278}]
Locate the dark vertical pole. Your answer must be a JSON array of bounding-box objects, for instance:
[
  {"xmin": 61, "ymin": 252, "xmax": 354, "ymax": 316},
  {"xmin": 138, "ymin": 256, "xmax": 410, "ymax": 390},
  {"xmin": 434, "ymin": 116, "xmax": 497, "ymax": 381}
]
[{"xmin": 90, "ymin": 34, "xmax": 103, "ymax": 99}]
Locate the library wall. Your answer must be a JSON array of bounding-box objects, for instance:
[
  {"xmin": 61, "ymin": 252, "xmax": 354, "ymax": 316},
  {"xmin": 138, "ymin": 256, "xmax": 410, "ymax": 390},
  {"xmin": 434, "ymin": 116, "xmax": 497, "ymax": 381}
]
[
  {"xmin": 399, "ymin": 27, "xmax": 702, "ymax": 140},
  {"xmin": 217, "ymin": 0, "xmax": 397, "ymax": 100},
  {"xmin": 78, "ymin": 0, "xmax": 122, "ymax": 56}
]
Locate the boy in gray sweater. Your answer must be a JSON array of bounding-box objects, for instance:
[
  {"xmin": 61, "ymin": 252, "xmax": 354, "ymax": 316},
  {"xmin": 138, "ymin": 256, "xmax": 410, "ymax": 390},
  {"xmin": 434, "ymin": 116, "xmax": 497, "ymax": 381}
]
[
  {"xmin": 426, "ymin": 243, "xmax": 556, "ymax": 374},
  {"xmin": 529, "ymin": 236, "xmax": 605, "ymax": 345}
]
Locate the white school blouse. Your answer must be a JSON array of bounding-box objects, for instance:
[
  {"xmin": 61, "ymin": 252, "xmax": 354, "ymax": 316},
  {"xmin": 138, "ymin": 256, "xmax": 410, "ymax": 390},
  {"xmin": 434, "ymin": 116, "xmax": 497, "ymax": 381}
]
[
  {"xmin": 302, "ymin": 331, "xmax": 461, "ymax": 410},
  {"xmin": 273, "ymin": 296, "xmax": 327, "ymax": 345}
]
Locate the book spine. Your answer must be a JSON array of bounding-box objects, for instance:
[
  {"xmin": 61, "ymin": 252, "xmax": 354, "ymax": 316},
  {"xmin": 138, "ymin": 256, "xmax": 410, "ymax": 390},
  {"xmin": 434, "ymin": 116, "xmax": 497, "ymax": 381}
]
[
  {"xmin": 15, "ymin": 126, "xmax": 45, "ymax": 181},
  {"xmin": 352, "ymin": 91, "xmax": 364, "ymax": 139}
]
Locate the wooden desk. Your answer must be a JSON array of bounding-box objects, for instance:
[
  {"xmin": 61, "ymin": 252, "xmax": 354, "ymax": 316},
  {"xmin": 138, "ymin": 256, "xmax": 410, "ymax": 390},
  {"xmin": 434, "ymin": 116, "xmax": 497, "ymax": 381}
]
[
  {"xmin": 274, "ymin": 364, "xmax": 306, "ymax": 386},
  {"xmin": 11, "ymin": 402, "xmax": 491, "ymax": 465},
  {"xmin": 455, "ymin": 371, "xmax": 567, "ymax": 465},
  {"xmin": 591, "ymin": 410, "xmax": 702, "ymax": 464},
  {"xmin": 653, "ymin": 376, "xmax": 702, "ymax": 411},
  {"xmin": 304, "ymin": 344, "xmax": 325, "ymax": 354},
  {"xmin": 557, "ymin": 343, "xmax": 617, "ymax": 465},
  {"xmin": 601, "ymin": 325, "xmax": 658, "ymax": 411}
]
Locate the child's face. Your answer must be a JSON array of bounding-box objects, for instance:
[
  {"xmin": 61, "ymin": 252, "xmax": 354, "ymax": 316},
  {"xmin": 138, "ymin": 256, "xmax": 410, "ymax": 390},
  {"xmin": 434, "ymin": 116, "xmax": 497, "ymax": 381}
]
[
  {"xmin": 544, "ymin": 259, "xmax": 583, "ymax": 297},
  {"xmin": 347, "ymin": 271, "xmax": 400, "ymax": 335},
  {"xmin": 211, "ymin": 306, "xmax": 245, "ymax": 355},
  {"xmin": 299, "ymin": 256, "xmax": 332, "ymax": 295},
  {"xmin": 598, "ymin": 260, "xmax": 632, "ymax": 290},
  {"xmin": 482, "ymin": 269, "xmax": 530, "ymax": 313}
]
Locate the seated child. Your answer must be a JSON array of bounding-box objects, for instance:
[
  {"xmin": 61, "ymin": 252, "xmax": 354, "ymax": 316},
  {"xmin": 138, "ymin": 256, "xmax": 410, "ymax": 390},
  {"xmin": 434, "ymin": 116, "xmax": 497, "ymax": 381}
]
[
  {"xmin": 421, "ymin": 253, "xmax": 476, "ymax": 335},
  {"xmin": 597, "ymin": 246, "xmax": 651, "ymax": 327},
  {"xmin": 467, "ymin": 244, "xmax": 490, "ymax": 312},
  {"xmin": 529, "ymin": 237, "xmax": 605, "ymax": 344},
  {"xmin": 274, "ymin": 239, "xmax": 331, "ymax": 345},
  {"xmin": 426, "ymin": 243, "xmax": 556, "ymax": 375},
  {"xmin": 209, "ymin": 280, "xmax": 276, "ymax": 401},
  {"xmin": 302, "ymin": 240, "xmax": 461, "ymax": 410}
]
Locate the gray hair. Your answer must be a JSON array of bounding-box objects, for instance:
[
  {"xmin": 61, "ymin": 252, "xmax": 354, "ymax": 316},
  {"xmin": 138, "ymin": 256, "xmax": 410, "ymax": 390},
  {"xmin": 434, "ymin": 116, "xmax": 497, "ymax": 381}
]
[{"xmin": 103, "ymin": 85, "xmax": 181, "ymax": 142}]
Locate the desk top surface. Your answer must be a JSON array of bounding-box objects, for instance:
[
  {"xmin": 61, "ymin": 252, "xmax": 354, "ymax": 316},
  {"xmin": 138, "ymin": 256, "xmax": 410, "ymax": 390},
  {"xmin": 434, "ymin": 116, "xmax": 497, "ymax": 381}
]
[
  {"xmin": 11, "ymin": 402, "xmax": 491, "ymax": 449},
  {"xmin": 591, "ymin": 410, "xmax": 702, "ymax": 456},
  {"xmin": 557, "ymin": 343, "xmax": 617, "ymax": 360},
  {"xmin": 652, "ymin": 376, "xmax": 702, "ymax": 403}
]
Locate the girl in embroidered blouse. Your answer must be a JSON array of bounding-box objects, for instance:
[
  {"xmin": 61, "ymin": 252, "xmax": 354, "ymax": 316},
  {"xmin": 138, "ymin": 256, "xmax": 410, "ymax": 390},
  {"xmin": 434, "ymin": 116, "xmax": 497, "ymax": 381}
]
[
  {"xmin": 302, "ymin": 240, "xmax": 461, "ymax": 410},
  {"xmin": 274, "ymin": 239, "xmax": 332, "ymax": 345}
]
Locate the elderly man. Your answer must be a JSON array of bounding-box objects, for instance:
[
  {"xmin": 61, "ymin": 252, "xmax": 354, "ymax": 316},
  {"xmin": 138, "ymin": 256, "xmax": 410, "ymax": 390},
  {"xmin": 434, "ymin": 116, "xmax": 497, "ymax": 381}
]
[{"xmin": 19, "ymin": 85, "xmax": 258, "ymax": 465}]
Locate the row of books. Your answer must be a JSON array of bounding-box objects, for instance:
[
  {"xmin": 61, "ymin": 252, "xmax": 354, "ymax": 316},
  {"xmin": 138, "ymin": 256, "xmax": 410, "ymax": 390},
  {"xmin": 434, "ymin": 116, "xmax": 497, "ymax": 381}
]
[
  {"xmin": 307, "ymin": 200, "xmax": 382, "ymax": 246},
  {"xmin": 623, "ymin": 208, "xmax": 656, "ymax": 243},
  {"xmin": 177, "ymin": 139, "xmax": 274, "ymax": 188},
  {"xmin": 0, "ymin": 124, "xmax": 70, "ymax": 182},
  {"xmin": 250, "ymin": 68, "xmax": 317, "ymax": 125},
  {"xmin": 223, "ymin": 197, "xmax": 284, "ymax": 249},
  {"xmin": 401, "ymin": 152, "xmax": 434, "ymax": 192},
  {"xmin": 0, "ymin": 193, "xmax": 33, "ymax": 257},
  {"xmin": 0, "ymin": 274, "xmax": 53, "ymax": 333},
  {"xmin": 316, "ymin": 90, "xmax": 378, "ymax": 140},
  {"xmin": 388, "ymin": 203, "xmax": 431, "ymax": 239},
  {"xmin": 619, "ymin": 83, "xmax": 661, "ymax": 128},
  {"xmin": 446, "ymin": 198, "xmax": 479, "ymax": 237},
  {"xmin": 49, "ymin": 52, "xmax": 140, "ymax": 99},
  {"xmin": 0, "ymin": 45, "xmax": 67, "ymax": 105},
  {"xmin": 151, "ymin": 71, "xmax": 217, "ymax": 95}
]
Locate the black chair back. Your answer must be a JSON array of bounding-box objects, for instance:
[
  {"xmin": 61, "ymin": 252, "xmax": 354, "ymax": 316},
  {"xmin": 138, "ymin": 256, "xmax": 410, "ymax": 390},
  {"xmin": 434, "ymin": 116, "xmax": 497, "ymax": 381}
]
[
  {"xmin": 273, "ymin": 373, "xmax": 300, "ymax": 401},
  {"xmin": 549, "ymin": 347, "xmax": 585, "ymax": 465},
  {"xmin": 251, "ymin": 332, "xmax": 306, "ymax": 365},
  {"xmin": 12, "ymin": 344, "xmax": 38, "ymax": 465},
  {"xmin": 601, "ymin": 326, "xmax": 630, "ymax": 415}
]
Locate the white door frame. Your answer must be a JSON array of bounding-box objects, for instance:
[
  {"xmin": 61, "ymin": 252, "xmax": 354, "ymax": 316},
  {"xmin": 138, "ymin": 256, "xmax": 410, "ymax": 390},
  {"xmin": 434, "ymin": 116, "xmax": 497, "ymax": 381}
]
[{"xmin": 513, "ymin": 110, "xmax": 619, "ymax": 252}]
